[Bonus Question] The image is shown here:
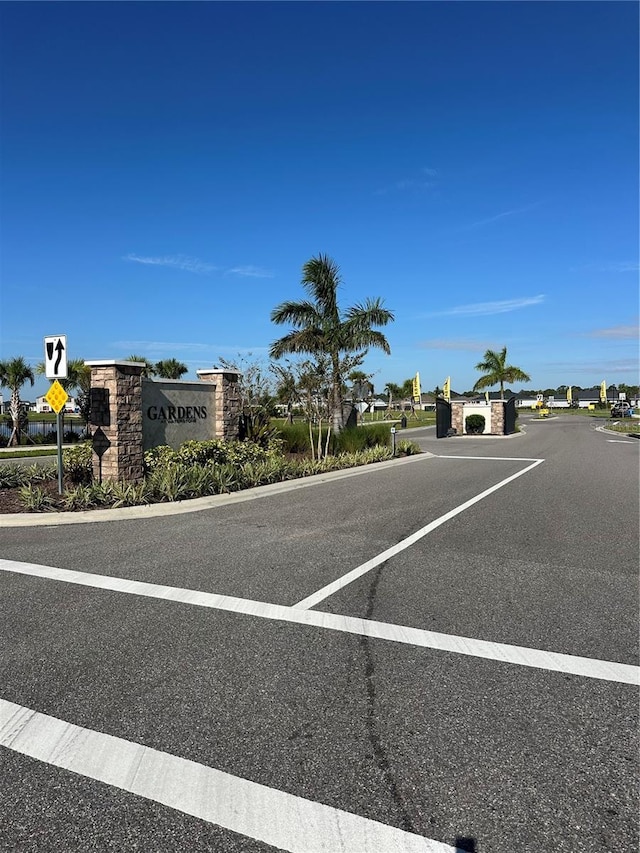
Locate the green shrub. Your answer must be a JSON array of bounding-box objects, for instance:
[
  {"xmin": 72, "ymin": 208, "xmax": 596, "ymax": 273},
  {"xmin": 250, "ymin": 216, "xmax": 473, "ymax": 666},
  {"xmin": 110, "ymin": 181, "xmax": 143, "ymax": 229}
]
[
  {"xmin": 63, "ymin": 441, "xmax": 93, "ymax": 484},
  {"xmin": 465, "ymin": 413, "xmax": 486, "ymax": 434},
  {"xmin": 25, "ymin": 463, "xmax": 57, "ymax": 483},
  {"xmin": 396, "ymin": 440, "xmax": 421, "ymax": 455},
  {"xmin": 0, "ymin": 464, "xmax": 32, "ymax": 488},
  {"xmin": 238, "ymin": 407, "xmax": 279, "ymax": 448},
  {"xmin": 273, "ymin": 421, "xmax": 313, "ymax": 454},
  {"xmin": 275, "ymin": 422, "xmax": 392, "ymax": 456},
  {"xmin": 63, "ymin": 484, "xmax": 99, "ymax": 511},
  {"xmin": 144, "ymin": 439, "xmax": 273, "ymax": 475},
  {"xmin": 19, "ymin": 484, "xmax": 55, "ymax": 512}
]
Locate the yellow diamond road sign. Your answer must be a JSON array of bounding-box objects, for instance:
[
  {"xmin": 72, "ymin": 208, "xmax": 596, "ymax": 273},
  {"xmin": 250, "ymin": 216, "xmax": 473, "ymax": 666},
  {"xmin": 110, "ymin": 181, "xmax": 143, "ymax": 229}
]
[{"xmin": 45, "ymin": 380, "xmax": 68, "ymax": 414}]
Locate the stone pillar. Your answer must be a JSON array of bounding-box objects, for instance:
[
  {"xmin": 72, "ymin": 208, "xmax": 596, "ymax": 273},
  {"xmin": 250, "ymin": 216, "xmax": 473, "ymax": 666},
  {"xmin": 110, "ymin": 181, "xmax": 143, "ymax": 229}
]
[
  {"xmin": 86, "ymin": 360, "xmax": 145, "ymax": 483},
  {"xmin": 491, "ymin": 401, "xmax": 505, "ymax": 435},
  {"xmin": 451, "ymin": 402, "xmax": 464, "ymax": 435},
  {"xmin": 196, "ymin": 370, "xmax": 242, "ymax": 440}
]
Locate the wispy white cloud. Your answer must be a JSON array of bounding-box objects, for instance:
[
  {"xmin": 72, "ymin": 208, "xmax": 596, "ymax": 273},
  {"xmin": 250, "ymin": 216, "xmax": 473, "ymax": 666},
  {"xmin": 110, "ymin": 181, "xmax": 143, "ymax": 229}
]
[
  {"xmin": 418, "ymin": 339, "xmax": 495, "ymax": 352},
  {"xmin": 543, "ymin": 358, "xmax": 640, "ymax": 375},
  {"xmin": 123, "ymin": 254, "xmax": 218, "ymax": 274},
  {"xmin": 586, "ymin": 324, "xmax": 639, "ymax": 340},
  {"xmin": 571, "ymin": 261, "xmax": 639, "ymax": 274},
  {"xmin": 460, "ymin": 203, "xmax": 541, "ymax": 231},
  {"xmin": 425, "ymin": 295, "xmax": 545, "ymax": 318},
  {"xmin": 227, "ymin": 265, "xmax": 275, "ymax": 279},
  {"xmin": 113, "ymin": 341, "xmax": 270, "ymax": 358},
  {"xmin": 113, "ymin": 340, "xmax": 216, "ymax": 354},
  {"xmin": 375, "ymin": 166, "xmax": 437, "ymax": 195}
]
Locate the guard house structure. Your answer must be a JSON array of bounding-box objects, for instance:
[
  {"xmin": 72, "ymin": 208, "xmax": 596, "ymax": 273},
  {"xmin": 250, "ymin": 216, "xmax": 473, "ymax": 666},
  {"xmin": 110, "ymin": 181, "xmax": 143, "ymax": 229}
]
[
  {"xmin": 436, "ymin": 396, "xmax": 517, "ymax": 438},
  {"xmin": 86, "ymin": 361, "xmax": 241, "ymax": 483}
]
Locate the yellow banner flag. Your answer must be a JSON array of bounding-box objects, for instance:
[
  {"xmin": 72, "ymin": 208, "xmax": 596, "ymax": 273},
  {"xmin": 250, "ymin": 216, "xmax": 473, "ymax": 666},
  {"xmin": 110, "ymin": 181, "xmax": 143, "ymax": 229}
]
[
  {"xmin": 412, "ymin": 372, "xmax": 421, "ymax": 403},
  {"xmin": 566, "ymin": 386, "xmax": 572, "ymax": 404},
  {"xmin": 443, "ymin": 377, "xmax": 451, "ymax": 402},
  {"xmin": 485, "ymin": 390, "xmax": 490, "ymax": 404},
  {"xmin": 600, "ymin": 380, "xmax": 607, "ymax": 403}
]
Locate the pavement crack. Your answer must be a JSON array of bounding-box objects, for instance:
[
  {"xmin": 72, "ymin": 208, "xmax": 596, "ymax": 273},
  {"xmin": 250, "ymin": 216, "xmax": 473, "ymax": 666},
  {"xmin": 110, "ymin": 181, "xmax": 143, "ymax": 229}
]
[{"xmin": 360, "ymin": 562, "xmax": 416, "ymax": 835}]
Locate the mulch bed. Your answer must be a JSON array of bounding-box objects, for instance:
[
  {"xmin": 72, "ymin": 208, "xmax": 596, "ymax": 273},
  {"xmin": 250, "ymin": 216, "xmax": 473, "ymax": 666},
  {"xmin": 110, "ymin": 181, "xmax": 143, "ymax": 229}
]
[{"xmin": 0, "ymin": 480, "xmax": 68, "ymax": 514}]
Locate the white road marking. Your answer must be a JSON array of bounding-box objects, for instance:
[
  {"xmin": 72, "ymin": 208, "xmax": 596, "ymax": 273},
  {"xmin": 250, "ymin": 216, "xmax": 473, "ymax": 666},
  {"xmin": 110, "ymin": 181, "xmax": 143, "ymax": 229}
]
[
  {"xmin": 434, "ymin": 455, "xmax": 542, "ymax": 462},
  {"xmin": 606, "ymin": 439, "xmax": 635, "ymax": 443},
  {"xmin": 0, "ymin": 698, "xmax": 459, "ymax": 853},
  {"xmin": 295, "ymin": 458, "xmax": 544, "ymax": 609},
  {"xmin": 1, "ymin": 560, "xmax": 637, "ymax": 685}
]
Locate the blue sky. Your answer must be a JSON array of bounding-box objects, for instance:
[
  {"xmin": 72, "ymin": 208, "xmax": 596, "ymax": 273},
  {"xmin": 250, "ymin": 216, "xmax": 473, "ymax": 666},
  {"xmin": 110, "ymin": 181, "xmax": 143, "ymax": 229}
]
[{"xmin": 1, "ymin": 1, "xmax": 638, "ymax": 400}]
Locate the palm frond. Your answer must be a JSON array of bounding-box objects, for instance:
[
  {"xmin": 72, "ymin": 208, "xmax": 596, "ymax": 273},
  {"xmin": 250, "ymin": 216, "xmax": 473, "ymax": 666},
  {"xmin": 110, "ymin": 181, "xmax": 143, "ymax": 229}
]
[
  {"xmin": 345, "ymin": 298, "xmax": 395, "ymax": 329},
  {"xmin": 472, "ymin": 375, "xmax": 496, "ymax": 392},
  {"xmin": 503, "ymin": 366, "xmax": 531, "ymax": 383},
  {"xmin": 341, "ymin": 328, "xmax": 391, "ymax": 355},
  {"xmin": 301, "ymin": 254, "xmax": 340, "ymax": 318},
  {"xmin": 270, "ymin": 300, "xmax": 322, "ymax": 328},
  {"xmin": 269, "ymin": 328, "xmax": 324, "ymax": 360}
]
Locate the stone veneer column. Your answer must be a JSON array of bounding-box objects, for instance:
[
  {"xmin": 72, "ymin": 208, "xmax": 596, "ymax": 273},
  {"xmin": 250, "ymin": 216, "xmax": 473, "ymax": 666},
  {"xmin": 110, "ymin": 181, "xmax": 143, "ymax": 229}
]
[
  {"xmin": 451, "ymin": 402, "xmax": 464, "ymax": 435},
  {"xmin": 196, "ymin": 370, "xmax": 241, "ymax": 440},
  {"xmin": 491, "ymin": 401, "xmax": 505, "ymax": 435},
  {"xmin": 86, "ymin": 360, "xmax": 145, "ymax": 483}
]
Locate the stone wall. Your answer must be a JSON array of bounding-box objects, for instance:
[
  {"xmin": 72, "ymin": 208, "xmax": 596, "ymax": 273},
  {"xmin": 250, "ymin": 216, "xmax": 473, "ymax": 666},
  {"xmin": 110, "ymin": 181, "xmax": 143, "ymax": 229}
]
[
  {"xmin": 490, "ymin": 401, "xmax": 505, "ymax": 434},
  {"xmin": 451, "ymin": 400, "xmax": 507, "ymax": 436},
  {"xmin": 196, "ymin": 370, "xmax": 242, "ymax": 441},
  {"xmin": 86, "ymin": 360, "xmax": 145, "ymax": 483},
  {"xmin": 451, "ymin": 402, "xmax": 464, "ymax": 435},
  {"xmin": 85, "ymin": 363, "xmax": 242, "ymax": 484}
]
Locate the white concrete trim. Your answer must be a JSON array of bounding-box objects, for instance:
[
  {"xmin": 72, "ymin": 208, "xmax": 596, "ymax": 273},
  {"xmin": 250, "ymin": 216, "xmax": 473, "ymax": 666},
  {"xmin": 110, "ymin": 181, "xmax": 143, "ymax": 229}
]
[
  {"xmin": 84, "ymin": 360, "xmax": 146, "ymax": 367},
  {"xmin": 1, "ymin": 560, "xmax": 636, "ymax": 685},
  {"xmin": 0, "ymin": 699, "xmax": 459, "ymax": 853}
]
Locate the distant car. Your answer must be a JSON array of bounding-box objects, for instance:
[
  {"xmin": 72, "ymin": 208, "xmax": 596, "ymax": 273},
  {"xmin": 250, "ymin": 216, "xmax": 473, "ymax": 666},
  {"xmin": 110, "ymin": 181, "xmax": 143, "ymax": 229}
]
[{"xmin": 611, "ymin": 402, "xmax": 633, "ymax": 418}]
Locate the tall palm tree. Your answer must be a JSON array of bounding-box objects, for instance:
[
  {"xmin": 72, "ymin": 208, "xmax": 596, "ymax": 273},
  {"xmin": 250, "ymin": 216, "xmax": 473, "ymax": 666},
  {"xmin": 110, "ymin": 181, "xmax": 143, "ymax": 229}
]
[
  {"xmin": 270, "ymin": 254, "xmax": 394, "ymax": 430},
  {"xmin": 0, "ymin": 356, "xmax": 35, "ymax": 446},
  {"xmin": 473, "ymin": 347, "xmax": 531, "ymax": 399},
  {"xmin": 155, "ymin": 358, "xmax": 188, "ymax": 379}
]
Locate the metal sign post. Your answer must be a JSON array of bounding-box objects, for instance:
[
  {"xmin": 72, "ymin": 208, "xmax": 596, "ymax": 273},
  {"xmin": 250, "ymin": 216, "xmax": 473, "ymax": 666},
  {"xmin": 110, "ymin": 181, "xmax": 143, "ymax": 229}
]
[
  {"xmin": 56, "ymin": 411, "xmax": 64, "ymax": 494},
  {"xmin": 390, "ymin": 426, "xmax": 397, "ymax": 456},
  {"xmin": 44, "ymin": 335, "xmax": 68, "ymax": 495},
  {"xmin": 44, "ymin": 379, "xmax": 68, "ymax": 495}
]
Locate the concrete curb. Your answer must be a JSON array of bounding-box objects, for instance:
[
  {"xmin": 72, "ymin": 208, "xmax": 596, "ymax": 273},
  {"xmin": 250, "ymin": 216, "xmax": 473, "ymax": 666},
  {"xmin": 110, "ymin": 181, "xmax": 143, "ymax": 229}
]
[{"xmin": 0, "ymin": 452, "xmax": 435, "ymax": 528}]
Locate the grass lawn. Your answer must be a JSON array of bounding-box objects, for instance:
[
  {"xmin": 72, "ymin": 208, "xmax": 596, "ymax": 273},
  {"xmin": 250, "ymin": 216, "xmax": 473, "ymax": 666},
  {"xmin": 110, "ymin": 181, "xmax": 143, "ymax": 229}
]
[
  {"xmin": 362, "ymin": 410, "xmax": 436, "ymax": 427},
  {"xmin": 604, "ymin": 421, "xmax": 640, "ymax": 434},
  {"xmin": 0, "ymin": 448, "xmax": 58, "ymax": 459},
  {"xmin": 272, "ymin": 411, "xmax": 436, "ymax": 429}
]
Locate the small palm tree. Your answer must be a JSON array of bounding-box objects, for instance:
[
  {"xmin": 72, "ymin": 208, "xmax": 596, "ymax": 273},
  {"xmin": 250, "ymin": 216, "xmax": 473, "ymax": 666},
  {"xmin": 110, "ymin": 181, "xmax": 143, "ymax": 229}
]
[
  {"xmin": 473, "ymin": 347, "xmax": 531, "ymax": 399},
  {"xmin": 155, "ymin": 358, "xmax": 188, "ymax": 379},
  {"xmin": 0, "ymin": 356, "xmax": 35, "ymax": 446},
  {"xmin": 127, "ymin": 355, "xmax": 156, "ymax": 377},
  {"xmin": 270, "ymin": 254, "xmax": 394, "ymax": 430}
]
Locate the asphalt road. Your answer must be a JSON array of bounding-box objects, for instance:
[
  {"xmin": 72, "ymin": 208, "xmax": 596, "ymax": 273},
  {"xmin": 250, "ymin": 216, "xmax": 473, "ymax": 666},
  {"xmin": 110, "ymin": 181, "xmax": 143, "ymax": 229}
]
[{"xmin": 0, "ymin": 415, "xmax": 638, "ymax": 852}]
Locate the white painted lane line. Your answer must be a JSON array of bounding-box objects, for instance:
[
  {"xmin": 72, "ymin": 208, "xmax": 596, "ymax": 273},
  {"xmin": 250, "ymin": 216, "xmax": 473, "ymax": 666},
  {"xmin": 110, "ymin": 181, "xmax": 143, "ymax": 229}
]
[
  {"xmin": 2, "ymin": 560, "xmax": 637, "ymax": 685},
  {"xmin": 433, "ymin": 455, "xmax": 542, "ymax": 462},
  {"xmin": 0, "ymin": 699, "xmax": 459, "ymax": 853},
  {"xmin": 606, "ymin": 439, "xmax": 635, "ymax": 444},
  {"xmin": 295, "ymin": 458, "xmax": 544, "ymax": 610}
]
